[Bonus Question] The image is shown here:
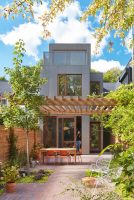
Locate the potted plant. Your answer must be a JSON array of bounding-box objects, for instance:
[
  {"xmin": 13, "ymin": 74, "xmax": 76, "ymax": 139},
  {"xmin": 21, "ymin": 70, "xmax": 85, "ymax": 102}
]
[
  {"xmin": 82, "ymin": 169, "xmax": 102, "ymax": 187},
  {"xmin": 2, "ymin": 164, "xmax": 19, "ymax": 193}
]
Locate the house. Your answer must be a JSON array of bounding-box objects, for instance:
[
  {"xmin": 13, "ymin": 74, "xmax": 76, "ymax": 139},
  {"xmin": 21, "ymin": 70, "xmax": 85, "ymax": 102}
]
[
  {"xmin": 0, "ymin": 80, "xmax": 11, "ymax": 106},
  {"xmin": 118, "ymin": 59, "xmax": 133, "ymax": 84},
  {"xmin": 40, "ymin": 44, "xmax": 114, "ymax": 154},
  {"xmin": 0, "ymin": 43, "xmax": 116, "ymax": 156},
  {"xmin": 103, "ymin": 58, "xmax": 133, "ymax": 94}
]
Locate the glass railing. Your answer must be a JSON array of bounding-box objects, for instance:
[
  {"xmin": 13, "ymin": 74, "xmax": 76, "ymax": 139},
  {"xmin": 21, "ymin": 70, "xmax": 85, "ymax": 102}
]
[{"xmin": 43, "ymin": 51, "xmax": 88, "ymax": 66}]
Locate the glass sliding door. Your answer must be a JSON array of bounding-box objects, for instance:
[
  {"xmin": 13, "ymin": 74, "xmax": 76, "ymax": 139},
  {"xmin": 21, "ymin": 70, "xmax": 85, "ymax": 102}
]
[
  {"xmin": 63, "ymin": 118, "xmax": 75, "ymax": 147},
  {"xmin": 90, "ymin": 122, "xmax": 101, "ymax": 153},
  {"xmin": 43, "ymin": 117, "xmax": 57, "ymax": 148},
  {"xmin": 58, "ymin": 117, "xmax": 76, "ymax": 148}
]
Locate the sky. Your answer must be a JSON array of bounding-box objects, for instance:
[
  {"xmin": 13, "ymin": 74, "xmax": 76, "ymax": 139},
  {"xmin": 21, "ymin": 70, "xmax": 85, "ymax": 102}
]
[{"xmin": 0, "ymin": 0, "xmax": 132, "ymax": 77}]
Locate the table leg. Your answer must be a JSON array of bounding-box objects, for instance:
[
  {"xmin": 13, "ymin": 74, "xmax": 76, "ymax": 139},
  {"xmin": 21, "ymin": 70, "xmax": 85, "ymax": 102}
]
[{"xmin": 74, "ymin": 151, "xmax": 76, "ymax": 163}]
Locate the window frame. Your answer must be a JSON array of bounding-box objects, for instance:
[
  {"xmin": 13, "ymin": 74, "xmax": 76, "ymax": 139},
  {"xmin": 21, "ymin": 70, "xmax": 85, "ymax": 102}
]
[
  {"xmin": 58, "ymin": 74, "xmax": 82, "ymax": 96},
  {"xmin": 90, "ymin": 81, "xmax": 101, "ymax": 95}
]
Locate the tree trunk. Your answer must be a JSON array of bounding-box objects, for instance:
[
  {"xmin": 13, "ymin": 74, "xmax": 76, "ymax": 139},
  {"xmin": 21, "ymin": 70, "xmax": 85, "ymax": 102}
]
[{"xmin": 25, "ymin": 129, "xmax": 30, "ymax": 173}]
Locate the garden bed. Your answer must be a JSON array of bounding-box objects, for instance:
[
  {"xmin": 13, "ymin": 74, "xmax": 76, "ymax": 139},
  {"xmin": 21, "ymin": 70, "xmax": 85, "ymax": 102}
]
[
  {"xmin": 0, "ymin": 169, "xmax": 53, "ymax": 194},
  {"xmin": 17, "ymin": 169, "xmax": 53, "ymax": 183}
]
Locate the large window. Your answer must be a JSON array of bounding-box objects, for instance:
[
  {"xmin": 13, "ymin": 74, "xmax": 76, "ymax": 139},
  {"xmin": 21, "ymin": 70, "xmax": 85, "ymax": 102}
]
[
  {"xmin": 53, "ymin": 51, "xmax": 87, "ymax": 65},
  {"xmin": 70, "ymin": 51, "xmax": 86, "ymax": 65},
  {"xmin": 90, "ymin": 81, "xmax": 100, "ymax": 95},
  {"xmin": 43, "ymin": 117, "xmax": 57, "ymax": 148},
  {"xmin": 58, "ymin": 74, "xmax": 82, "ymax": 96},
  {"xmin": 53, "ymin": 51, "xmax": 66, "ymax": 65}
]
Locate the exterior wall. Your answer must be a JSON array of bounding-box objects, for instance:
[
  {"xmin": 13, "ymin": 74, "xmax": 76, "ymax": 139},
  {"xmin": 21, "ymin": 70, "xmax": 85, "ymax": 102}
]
[
  {"xmin": 82, "ymin": 116, "xmax": 90, "ymax": 154},
  {"xmin": 41, "ymin": 44, "xmax": 91, "ymax": 154},
  {"xmin": 41, "ymin": 43, "xmax": 114, "ymax": 154},
  {"xmin": 0, "ymin": 126, "xmax": 41, "ymax": 162},
  {"xmin": 41, "ymin": 43, "xmax": 91, "ymax": 97}
]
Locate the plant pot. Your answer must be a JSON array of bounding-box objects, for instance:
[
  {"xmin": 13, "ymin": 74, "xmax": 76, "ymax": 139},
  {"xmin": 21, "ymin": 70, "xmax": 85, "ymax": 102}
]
[
  {"xmin": 82, "ymin": 177, "xmax": 96, "ymax": 187},
  {"xmin": 6, "ymin": 182, "xmax": 16, "ymax": 193}
]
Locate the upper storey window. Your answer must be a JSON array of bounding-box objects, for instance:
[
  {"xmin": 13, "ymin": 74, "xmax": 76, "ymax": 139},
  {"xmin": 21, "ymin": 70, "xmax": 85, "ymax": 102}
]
[
  {"xmin": 70, "ymin": 51, "xmax": 86, "ymax": 65},
  {"xmin": 53, "ymin": 51, "xmax": 66, "ymax": 65},
  {"xmin": 53, "ymin": 51, "xmax": 87, "ymax": 65},
  {"xmin": 90, "ymin": 81, "xmax": 100, "ymax": 95},
  {"xmin": 58, "ymin": 74, "xmax": 82, "ymax": 96}
]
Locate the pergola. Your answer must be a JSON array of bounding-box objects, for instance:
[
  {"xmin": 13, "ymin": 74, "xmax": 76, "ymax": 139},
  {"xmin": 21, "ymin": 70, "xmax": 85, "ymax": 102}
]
[{"xmin": 41, "ymin": 96, "xmax": 116, "ymax": 116}]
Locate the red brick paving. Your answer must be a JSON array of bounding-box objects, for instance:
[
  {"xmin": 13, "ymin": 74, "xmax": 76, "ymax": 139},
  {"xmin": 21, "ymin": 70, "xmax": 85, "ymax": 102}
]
[
  {"xmin": 0, "ymin": 165, "xmax": 88, "ymax": 200},
  {"xmin": 0, "ymin": 155, "xmax": 112, "ymax": 200}
]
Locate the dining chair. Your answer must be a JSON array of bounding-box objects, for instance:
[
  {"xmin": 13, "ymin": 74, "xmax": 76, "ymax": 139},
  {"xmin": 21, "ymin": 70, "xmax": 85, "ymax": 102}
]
[
  {"xmin": 59, "ymin": 150, "xmax": 71, "ymax": 164},
  {"xmin": 47, "ymin": 150, "xmax": 59, "ymax": 165}
]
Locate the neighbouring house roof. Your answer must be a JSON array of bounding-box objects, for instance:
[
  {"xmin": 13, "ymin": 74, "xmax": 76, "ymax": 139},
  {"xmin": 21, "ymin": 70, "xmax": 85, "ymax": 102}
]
[
  {"xmin": 41, "ymin": 96, "xmax": 117, "ymax": 116},
  {"xmin": 118, "ymin": 58, "xmax": 132, "ymax": 84},
  {"xmin": 103, "ymin": 82, "xmax": 116, "ymax": 93},
  {"xmin": 0, "ymin": 81, "xmax": 12, "ymax": 96}
]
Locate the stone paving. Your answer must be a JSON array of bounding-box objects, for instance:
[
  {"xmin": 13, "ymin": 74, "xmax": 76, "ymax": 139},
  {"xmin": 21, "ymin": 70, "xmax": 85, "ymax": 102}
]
[
  {"xmin": 0, "ymin": 155, "xmax": 112, "ymax": 200},
  {"xmin": 0, "ymin": 165, "xmax": 88, "ymax": 200}
]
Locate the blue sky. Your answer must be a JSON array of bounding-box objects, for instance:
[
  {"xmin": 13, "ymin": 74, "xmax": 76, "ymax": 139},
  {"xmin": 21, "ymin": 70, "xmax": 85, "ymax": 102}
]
[{"xmin": 0, "ymin": 0, "xmax": 132, "ymax": 77}]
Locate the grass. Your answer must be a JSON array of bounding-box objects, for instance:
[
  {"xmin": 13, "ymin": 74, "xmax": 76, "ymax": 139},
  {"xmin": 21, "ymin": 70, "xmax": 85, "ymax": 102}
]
[
  {"xmin": 17, "ymin": 174, "xmax": 49, "ymax": 183},
  {"xmin": 0, "ymin": 188, "xmax": 4, "ymax": 195},
  {"xmin": 0, "ymin": 169, "xmax": 53, "ymax": 186},
  {"xmin": 0, "ymin": 182, "xmax": 5, "ymax": 196},
  {"xmin": 17, "ymin": 169, "xmax": 53, "ymax": 183}
]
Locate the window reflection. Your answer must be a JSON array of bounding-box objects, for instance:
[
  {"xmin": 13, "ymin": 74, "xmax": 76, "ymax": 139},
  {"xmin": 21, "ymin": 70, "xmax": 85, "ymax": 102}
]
[
  {"xmin": 70, "ymin": 51, "xmax": 86, "ymax": 65},
  {"xmin": 53, "ymin": 51, "xmax": 66, "ymax": 65},
  {"xmin": 58, "ymin": 74, "xmax": 82, "ymax": 96},
  {"xmin": 90, "ymin": 81, "xmax": 100, "ymax": 95},
  {"xmin": 53, "ymin": 51, "xmax": 86, "ymax": 65}
]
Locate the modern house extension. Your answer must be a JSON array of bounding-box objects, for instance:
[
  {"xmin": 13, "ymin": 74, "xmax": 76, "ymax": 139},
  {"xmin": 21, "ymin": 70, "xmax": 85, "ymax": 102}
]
[{"xmin": 40, "ymin": 43, "xmax": 115, "ymax": 155}]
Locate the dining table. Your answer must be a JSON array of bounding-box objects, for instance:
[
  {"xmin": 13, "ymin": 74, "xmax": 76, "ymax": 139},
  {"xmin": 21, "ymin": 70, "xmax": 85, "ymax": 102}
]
[{"xmin": 40, "ymin": 147, "xmax": 77, "ymax": 164}]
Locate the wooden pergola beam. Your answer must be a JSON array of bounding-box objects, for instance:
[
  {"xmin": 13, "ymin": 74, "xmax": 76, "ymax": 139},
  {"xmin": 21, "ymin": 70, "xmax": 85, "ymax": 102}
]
[{"xmin": 41, "ymin": 96, "xmax": 116, "ymax": 115}]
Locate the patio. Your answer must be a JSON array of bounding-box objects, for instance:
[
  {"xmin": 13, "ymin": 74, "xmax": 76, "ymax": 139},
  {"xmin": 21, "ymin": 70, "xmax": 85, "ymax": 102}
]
[{"xmin": 0, "ymin": 155, "xmax": 113, "ymax": 200}]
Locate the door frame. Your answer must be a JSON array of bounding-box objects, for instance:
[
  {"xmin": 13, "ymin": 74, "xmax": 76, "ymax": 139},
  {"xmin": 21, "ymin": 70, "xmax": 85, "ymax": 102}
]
[{"xmin": 57, "ymin": 116, "xmax": 76, "ymax": 147}]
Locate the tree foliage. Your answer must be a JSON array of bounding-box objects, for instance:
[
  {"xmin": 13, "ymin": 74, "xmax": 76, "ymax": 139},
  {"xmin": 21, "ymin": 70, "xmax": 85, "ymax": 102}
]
[
  {"xmin": 81, "ymin": 0, "xmax": 134, "ymax": 46},
  {"xmin": 0, "ymin": 0, "xmax": 133, "ymax": 46},
  {"xmin": 0, "ymin": 0, "xmax": 43, "ymax": 20},
  {"xmin": 105, "ymin": 83, "xmax": 134, "ymax": 143},
  {"xmin": 103, "ymin": 67, "xmax": 122, "ymax": 83},
  {"xmin": 1, "ymin": 39, "xmax": 47, "ymax": 170},
  {"xmin": 0, "ymin": 76, "xmax": 6, "ymax": 81},
  {"xmin": 103, "ymin": 83, "xmax": 134, "ymax": 198}
]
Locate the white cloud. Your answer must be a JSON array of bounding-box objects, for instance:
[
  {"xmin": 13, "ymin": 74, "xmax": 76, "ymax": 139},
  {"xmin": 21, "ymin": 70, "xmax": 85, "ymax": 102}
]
[
  {"xmin": 0, "ymin": 1, "xmax": 109, "ymax": 59},
  {"xmin": 47, "ymin": 1, "xmax": 109, "ymax": 57},
  {"xmin": 125, "ymin": 29, "xmax": 133, "ymax": 54},
  {"xmin": 0, "ymin": 1, "xmax": 48, "ymax": 60},
  {"xmin": 91, "ymin": 59, "xmax": 124, "ymax": 72},
  {"xmin": 0, "ymin": 23, "xmax": 43, "ymax": 60}
]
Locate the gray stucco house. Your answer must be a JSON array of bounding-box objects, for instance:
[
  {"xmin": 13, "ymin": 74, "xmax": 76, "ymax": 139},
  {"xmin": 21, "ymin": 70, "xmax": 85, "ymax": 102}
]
[
  {"xmin": 0, "ymin": 43, "xmax": 116, "ymax": 155},
  {"xmin": 40, "ymin": 43, "xmax": 113, "ymax": 154}
]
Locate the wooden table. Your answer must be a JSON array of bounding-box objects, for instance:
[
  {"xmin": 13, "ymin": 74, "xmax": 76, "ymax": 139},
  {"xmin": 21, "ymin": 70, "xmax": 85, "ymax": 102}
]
[{"xmin": 40, "ymin": 148, "xmax": 76, "ymax": 164}]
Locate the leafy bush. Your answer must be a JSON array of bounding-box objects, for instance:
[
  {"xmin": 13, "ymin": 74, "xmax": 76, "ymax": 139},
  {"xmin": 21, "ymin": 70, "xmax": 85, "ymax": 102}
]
[
  {"xmin": 115, "ymin": 147, "xmax": 134, "ymax": 199},
  {"xmin": 2, "ymin": 164, "xmax": 19, "ymax": 183},
  {"xmin": 17, "ymin": 169, "xmax": 53, "ymax": 183},
  {"xmin": 85, "ymin": 169, "xmax": 102, "ymax": 177},
  {"xmin": 16, "ymin": 151, "xmax": 27, "ymax": 167},
  {"xmin": 7, "ymin": 129, "xmax": 18, "ymax": 166},
  {"xmin": 34, "ymin": 173, "xmax": 43, "ymax": 181}
]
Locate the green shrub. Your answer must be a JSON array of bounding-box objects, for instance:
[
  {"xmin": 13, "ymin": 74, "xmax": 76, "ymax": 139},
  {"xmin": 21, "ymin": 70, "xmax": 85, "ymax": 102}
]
[
  {"xmin": 7, "ymin": 129, "xmax": 18, "ymax": 166},
  {"xmin": 85, "ymin": 169, "xmax": 102, "ymax": 177},
  {"xmin": 2, "ymin": 164, "xmax": 19, "ymax": 183}
]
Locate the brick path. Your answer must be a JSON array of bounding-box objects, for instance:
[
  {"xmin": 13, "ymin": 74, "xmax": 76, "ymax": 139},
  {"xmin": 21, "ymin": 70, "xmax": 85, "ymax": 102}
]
[
  {"xmin": 0, "ymin": 155, "xmax": 112, "ymax": 200},
  {"xmin": 0, "ymin": 165, "xmax": 88, "ymax": 200}
]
